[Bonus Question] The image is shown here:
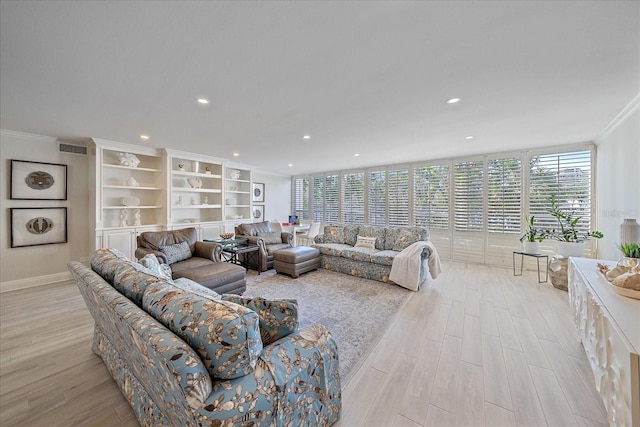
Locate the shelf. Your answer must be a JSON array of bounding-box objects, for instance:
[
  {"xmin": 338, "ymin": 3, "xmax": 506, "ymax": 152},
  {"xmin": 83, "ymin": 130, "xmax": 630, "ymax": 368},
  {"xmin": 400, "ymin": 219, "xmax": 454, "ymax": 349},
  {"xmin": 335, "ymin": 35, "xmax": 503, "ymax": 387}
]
[
  {"xmin": 173, "ymin": 171, "xmax": 222, "ymax": 179},
  {"xmin": 103, "ymin": 205, "xmax": 162, "ymax": 209},
  {"xmin": 172, "ymin": 187, "xmax": 222, "ymax": 193},
  {"xmin": 225, "ymin": 204, "xmax": 250, "ymax": 208},
  {"xmin": 225, "ymin": 178, "xmax": 250, "ymax": 183},
  {"xmin": 104, "ymin": 185, "xmax": 162, "ymax": 190},
  {"xmin": 103, "ymin": 164, "xmax": 162, "ymax": 173},
  {"xmin": 174, "ymin": 204, "xmax": 222, "ymax": 209},
  {"xmin": 226, "ymin": 190, "xmax": 250, "ymax": 195}
]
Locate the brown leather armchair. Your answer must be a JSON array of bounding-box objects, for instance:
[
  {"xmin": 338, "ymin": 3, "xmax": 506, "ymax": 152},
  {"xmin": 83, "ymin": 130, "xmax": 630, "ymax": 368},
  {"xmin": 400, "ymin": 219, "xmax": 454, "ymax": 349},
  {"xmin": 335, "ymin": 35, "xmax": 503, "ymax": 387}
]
[
  {"xmin": 234, "ymin": 221, "xmax": 293, "ymax": 272},
  {"xmin": 135, "ymin": 227, "xmax": 246, "ymax": 294}
]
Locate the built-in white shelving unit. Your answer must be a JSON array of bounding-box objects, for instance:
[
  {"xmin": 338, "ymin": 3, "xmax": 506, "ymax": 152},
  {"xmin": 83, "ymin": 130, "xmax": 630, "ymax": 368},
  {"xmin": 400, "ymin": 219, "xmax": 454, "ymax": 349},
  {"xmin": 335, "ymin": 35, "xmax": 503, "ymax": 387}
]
[{"xmin": 224, "ymin": 166, "xmax": 252, "ymax": 221}]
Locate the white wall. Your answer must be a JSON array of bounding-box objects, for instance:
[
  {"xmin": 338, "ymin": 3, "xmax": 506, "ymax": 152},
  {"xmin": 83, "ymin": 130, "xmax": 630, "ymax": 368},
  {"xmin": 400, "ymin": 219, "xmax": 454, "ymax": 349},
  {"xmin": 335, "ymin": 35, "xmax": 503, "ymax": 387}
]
[
  {"xmin": 595, "ymin": 95, "xmax": 640, "ymax": 260},
  {"xmin": 252, "ymin": 170, "xmax": 292, "ymax": 223},
  {"xmin": 0, "ymin": 130, "xmax": 91, "ymax": 289}
]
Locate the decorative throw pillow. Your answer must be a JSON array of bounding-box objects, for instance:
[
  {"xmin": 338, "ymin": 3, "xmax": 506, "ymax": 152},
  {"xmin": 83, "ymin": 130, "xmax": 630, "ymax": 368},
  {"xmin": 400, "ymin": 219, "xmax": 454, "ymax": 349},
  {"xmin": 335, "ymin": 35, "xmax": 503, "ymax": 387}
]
[
  {"xmin": 138, "ymin": 254, "xmax": 173, "ymax": 281},
  {"xmin": 142, "ymin": 281, "xmax": 262, "ymax": 380},
  {"xmin": 354, "ymin": 235, "xmax": 377, "ymax": 250},
  {"xmin": 159, "ymin": 241, "xmax": 192, "ymax": 264},
  {"xmin": 257, "ymin": 231, "xmax": 282, "ymax": 245},
  {"xmin": 324, "ymin": 225, "xmax": 345, "ymax": 244},
  {"xmin": 222, "ymin": 295, "xmax": 298, "ymax": 345},
  {"xmin": 173, "ymin": 277, "xmax": 221, "ymax": 300}
]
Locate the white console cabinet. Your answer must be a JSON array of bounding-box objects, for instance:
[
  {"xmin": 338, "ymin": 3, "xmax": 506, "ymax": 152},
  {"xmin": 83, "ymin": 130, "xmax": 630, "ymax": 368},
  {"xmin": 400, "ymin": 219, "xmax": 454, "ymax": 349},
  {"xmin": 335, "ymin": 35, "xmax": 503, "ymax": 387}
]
[{"xmin": 568, "ymin": 258, "xmax": 640, "ymax": 427}]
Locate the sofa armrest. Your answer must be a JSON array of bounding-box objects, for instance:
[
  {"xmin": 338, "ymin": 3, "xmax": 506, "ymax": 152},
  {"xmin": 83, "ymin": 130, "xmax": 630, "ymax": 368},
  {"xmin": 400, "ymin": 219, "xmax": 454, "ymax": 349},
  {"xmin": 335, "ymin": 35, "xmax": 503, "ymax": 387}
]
[
  {"xmin": 281, "ymin": 232, "xmax": 293, "ymax": 245},
  {"xmin": 193, "ymin": 241, "xmax": 222, "ymax": 262},
  {"xmin": 135, "ymin": 247, "xmax": 167, "ymax": 264}
]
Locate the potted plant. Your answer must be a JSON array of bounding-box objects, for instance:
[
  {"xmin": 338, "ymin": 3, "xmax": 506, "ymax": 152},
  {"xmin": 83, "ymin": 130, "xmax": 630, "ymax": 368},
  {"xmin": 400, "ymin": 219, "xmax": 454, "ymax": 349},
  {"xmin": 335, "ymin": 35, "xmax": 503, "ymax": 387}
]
[
  {"xmin": 520, "ymin": 215, "xmax": 544, "ymax": 254},
  {"xmin": 544, "ymin": 195, "xmax": 603, "ymax": 257},
  {"xmin": 618, "ymin": 243, "xmax": 640, "ymax": 272}
]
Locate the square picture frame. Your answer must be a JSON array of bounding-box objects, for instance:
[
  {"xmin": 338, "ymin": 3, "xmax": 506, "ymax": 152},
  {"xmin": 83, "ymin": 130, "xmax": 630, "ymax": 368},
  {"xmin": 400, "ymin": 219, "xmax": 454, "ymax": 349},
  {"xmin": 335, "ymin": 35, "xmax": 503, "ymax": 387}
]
[
  {"xmin": 252, "ymin": 205, "xmax": 265, "ymax": 221},
  {"xmin": 10, "ymin": 207, "xmax": 68, "ymax": 248},
  {"xmin": 252, "ymin": 182, "xmax": 265, "ymax": 202},
  {"xmin": 11, "ymin": 159, "xmax": 68, "ymax": 200}
]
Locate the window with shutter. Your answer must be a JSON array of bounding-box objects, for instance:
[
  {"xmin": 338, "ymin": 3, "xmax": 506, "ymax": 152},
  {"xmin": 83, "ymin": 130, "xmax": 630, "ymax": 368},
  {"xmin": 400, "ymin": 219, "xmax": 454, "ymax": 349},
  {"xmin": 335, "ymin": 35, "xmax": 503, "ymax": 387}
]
[
  {"xmin": 368, "ymin": 170, "xmax": 386, "ymax": 226},
  {"xmin": 292, "ymin": 177, "xmax": 309, "ymax": 220},
  {"xmin": 529, "ymin": 150, "xmax": 592, "ymax": 237},
  {"xmin": 341, "ymin": 172, "xmax": 365, "ymax": 224},
  {"xmin": 487, "ymin": 158, "xmax": 521, "ymax": 234},
  {"xmin": 324, "ymin": 174, "xmax": 340, "ymax": 223},
  {"xmin": 388, "ymin": 167, "xmax": 409, "ymax": 226},
  {"xmin": 311, "ymin": 176, "xmax": 324, "ymax": 223},
  {"xmin": 413, "ymin": 164, "xmax": 449, "ymax": 230},
  {"xmin": 454, "ymin": 161, "xmax": 484, "ymax": 232}
]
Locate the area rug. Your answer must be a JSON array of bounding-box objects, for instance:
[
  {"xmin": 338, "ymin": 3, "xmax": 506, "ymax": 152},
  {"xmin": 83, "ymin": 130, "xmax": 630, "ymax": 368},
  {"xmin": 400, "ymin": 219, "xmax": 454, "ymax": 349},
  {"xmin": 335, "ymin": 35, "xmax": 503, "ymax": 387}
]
[{"xmin": 244, "ymin": 269, "xmax": 411, "ymax": 385}]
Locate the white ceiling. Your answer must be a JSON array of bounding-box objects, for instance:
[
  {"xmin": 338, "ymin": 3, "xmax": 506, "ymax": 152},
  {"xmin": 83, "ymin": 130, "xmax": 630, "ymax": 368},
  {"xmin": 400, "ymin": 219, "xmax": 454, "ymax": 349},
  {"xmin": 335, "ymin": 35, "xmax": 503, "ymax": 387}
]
[{"xmin": 1, "ymin": 1, "xmax": 638, "ymax": 175}]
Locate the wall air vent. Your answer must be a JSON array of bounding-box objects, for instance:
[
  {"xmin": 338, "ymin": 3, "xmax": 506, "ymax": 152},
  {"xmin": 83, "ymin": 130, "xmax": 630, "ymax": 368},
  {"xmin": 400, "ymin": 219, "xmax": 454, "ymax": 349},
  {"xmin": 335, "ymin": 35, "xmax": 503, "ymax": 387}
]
[{"xmin": 59, "ymin": 143, "xmax": 87, "ymax": 155}]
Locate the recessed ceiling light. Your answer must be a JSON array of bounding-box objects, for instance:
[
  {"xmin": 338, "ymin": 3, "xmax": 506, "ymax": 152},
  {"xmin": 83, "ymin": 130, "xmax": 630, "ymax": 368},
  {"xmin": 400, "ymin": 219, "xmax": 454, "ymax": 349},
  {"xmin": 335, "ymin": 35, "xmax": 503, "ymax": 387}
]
[
  {"xmin": 354, "ymin": 153, "xmax": 360, "ymax": 157},
  {"xmin": 288, "ymin": 163, "xmax": 293, "ymax": 167},
  {"xmin": 197, "ymin": 98, "xmax": 209, "ymax": 105},
  {"xmin": 446, "ymin": 97, "xmax": 461, "ymax": 104},
  {"xmin": 139, "ymin": 134, "xmax": 149, "ymax": 140},
  {"xmin": 465, "ymin": 136, "xmax": 474, "ymax": 140},
  {"xmin": 233, "ymin": 152, "xmax": 239, "ymax": 157},
  {"xmin": 303, "ymin": 135, "xmax": 311, "ymax": 140}
]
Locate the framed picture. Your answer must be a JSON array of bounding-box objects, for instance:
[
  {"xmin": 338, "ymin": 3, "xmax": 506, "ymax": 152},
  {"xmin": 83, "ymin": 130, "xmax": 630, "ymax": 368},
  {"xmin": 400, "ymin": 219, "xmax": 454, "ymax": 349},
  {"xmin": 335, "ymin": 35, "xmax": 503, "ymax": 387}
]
[
  {"xmin": 252, "ymin": 205, "xmax": 265, "ymax": 221},
  {"xmin": 11, "ymin": 160, "xmax": 67, "ymax": 200},
  {"xmin": 10, "ymin": 207, "xmax": 68, "ymax": 248},
  {"xmin": 252, "ymin": 182, "xmax": 265, "ymax": 202}
]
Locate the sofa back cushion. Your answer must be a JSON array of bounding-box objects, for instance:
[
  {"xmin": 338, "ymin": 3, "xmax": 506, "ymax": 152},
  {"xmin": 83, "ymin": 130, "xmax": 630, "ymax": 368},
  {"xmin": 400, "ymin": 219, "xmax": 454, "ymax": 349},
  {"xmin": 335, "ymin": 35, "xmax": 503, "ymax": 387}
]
[
  {"xmin": 256, "ymin": 231, "xmax": 282, "ymax": 245},
  {"xmin": 138, "ymin": 228, "xmax": 198, "ymax": 254},
  {"xmin": 343, "ymin": 225, "xmax": 360, "ymax": 246},
  {"xmin": 323, "ymin": 224, "xmax": 345, "ymax": 244},
  {"xmin": 385, "ymin": 227, "xmax": 429, "ymax": 251},
  {"xmin": 239, "ymin": 221, "xmax": 271, "ymax": 236},
  {"xmin": 143, "ymin": 281, "xmax": 262, "ymax": 380},
  {"xmin": 358, "ymin": 226, "xmax": 387, "ymax": 250}
]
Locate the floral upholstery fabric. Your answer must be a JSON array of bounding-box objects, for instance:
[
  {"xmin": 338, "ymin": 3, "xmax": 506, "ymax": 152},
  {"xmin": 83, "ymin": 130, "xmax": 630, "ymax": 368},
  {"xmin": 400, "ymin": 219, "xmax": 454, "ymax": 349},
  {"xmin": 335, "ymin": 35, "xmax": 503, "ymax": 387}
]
[
  {"xmin": 221, "ymin": 295, "xmax": 298, "ymax": 345},
  {"xmin": 342, "ymin": 225, "xmax": 360, "ymax": 246},
  {"xmin": 138, "ymin": 253, "xmax": 173, "ymax": 281},
  {"xmin": 112, "ymin": 255, "xmax": 164, "ymax": 306},
  {"xmin": 70, "ymin": 249, "xmax": 342, "ymax": 426},
  {"xmin": 172, "ymin": 277, "xmax": 221, "ymax": 300},
  {"xmin": 143, "ymin": 281, "xmax": 262, "ymax": 380},
  {"xmin": 313, "ymin": 225, "xmax": 431, "ymax": 286}
]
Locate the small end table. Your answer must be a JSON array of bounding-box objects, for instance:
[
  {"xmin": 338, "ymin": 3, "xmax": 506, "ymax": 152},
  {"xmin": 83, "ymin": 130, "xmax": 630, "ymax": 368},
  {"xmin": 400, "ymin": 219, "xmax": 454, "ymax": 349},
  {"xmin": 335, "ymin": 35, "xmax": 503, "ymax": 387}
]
[{"xmin": 513, "ymin": 251, "xmax": 549, "ymax": 283}]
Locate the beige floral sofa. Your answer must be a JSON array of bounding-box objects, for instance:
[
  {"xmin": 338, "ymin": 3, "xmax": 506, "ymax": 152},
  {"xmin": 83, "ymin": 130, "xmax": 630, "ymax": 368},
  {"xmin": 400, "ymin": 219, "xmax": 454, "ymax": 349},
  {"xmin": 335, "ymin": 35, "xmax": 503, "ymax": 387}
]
[
  {"xmin": 68, "ymin": 248, "xmax": 341, "ymax": 426},
  {"xmin": 313, "ymin": 224, "xmax": 432, "ymax": 285}
]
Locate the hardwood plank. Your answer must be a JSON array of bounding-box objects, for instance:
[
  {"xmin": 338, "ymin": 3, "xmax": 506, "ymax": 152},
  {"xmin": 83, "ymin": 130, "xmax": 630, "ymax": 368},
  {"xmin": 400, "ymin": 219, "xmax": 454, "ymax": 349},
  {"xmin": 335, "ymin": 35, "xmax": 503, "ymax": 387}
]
[
  {"xmin": 511, "ymin": 315, "xmax": 550, "ymax": 369},
  {"xmin": 393, "ymin": 414, "xmax": 423, "ymax": 427},
  {"xmin": 494, "ymin": 308, "xmax": 522, "ymax": 351},
  {"xmin": 445, "ymin": 300, "xmax": 465, "ymax": 338},
  {"xmin": 425, "ymin": 405, "xmax": 456, "ymax": 427},
  {"xmin": 454, "ymin": 361, "xmax": 485, "ymax": 426},
  {"xmin": 479, "ymin": 301, "xmax": 499, "ymax": 337},
  {"xmin": 461, "ymin": 315, "xmax": 483, "ymax": 366},
  {"xmin": 428, "ymin": 335, "xmax": 462, "ymax": 414},
  {"xmin": 481, "ymin": 334, "xmax": 513, "ymax": 411},
  {"xmin": 336, "ymin": 366, "xmax": 387, "ymax": 427},
  {"xmin": 484, "ymin": 402, "xmax": 516, "ymax": 427},
  {"xmin": 529, "ymin": 364, "xmax": 578, "ymax": 426},
  {"xmin": 503, "ymin": 348, "xmax": 547, "ymax": 426}
]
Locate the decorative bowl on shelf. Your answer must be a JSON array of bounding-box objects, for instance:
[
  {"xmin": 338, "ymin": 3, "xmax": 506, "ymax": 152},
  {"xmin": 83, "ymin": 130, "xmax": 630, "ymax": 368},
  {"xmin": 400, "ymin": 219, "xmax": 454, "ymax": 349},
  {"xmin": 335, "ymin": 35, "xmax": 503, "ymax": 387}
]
[
  {"xmin": 121, "ymin": 196, "xmax": 140, "ymax": 206},
  {"xmin": 184, "ymin": 218, "xmax": 198, "ymax": 223},
  {"xmin": 220, "ymin": 232, "xmax": 235, "ymax": 240}
]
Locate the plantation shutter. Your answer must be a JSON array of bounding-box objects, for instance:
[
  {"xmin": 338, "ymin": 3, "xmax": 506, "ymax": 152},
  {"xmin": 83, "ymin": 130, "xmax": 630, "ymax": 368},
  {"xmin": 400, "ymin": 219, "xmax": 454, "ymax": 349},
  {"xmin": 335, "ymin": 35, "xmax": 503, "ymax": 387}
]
[
  {"xmin": 388, "ymin": 167, "xmax": 409, "ymax": 226},
  {"xmin": 325, "ymin": 174, "xmax": 340, "ymax": 223},
  {"xmin": 454, "ymin": 161, "xmax": 484, "ymax": 232},
  {"xmin": 487, "ymin": 158, "xmax": 521, "ymax": 234},
  {"xmin": 311, "ymin": 176, "xmax": 324, "ymax": 223},
  {"xmin": 341, "ymin": 172, "xmax": 365, "ymax": 224},
  {"xmin": 292, "ymin": 177, "xmax": 309, "ymax": 220},
  {"xmin": 368, "ymin": 170, "xmax": 387, "ymax": 226},
  {"xmin": 529, "ymin": 149, "xmax": 593, "ymax": 255},
  {"xmin": 413, "ymin": 164, "xmax": 449, "ymax": 230}
]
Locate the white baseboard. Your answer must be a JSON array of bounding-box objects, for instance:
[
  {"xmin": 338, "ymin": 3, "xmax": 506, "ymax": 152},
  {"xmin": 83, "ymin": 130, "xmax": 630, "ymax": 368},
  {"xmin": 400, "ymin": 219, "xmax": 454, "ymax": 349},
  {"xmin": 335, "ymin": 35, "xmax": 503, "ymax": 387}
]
[{"xmin": 1, "ymin": 271, "xmax": 73, "ymax": 293}]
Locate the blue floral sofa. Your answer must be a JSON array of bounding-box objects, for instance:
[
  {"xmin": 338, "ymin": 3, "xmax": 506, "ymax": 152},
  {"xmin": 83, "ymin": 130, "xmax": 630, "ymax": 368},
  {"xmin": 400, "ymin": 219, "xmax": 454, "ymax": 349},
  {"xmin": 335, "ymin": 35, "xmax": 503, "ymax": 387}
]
[
  {"xmin": 68, "ymin": 248, "xmax": 341, "ymax": 426},
  {"xmin": 313, "ymin": 224, "xmax": 432, "ymax": 284}
]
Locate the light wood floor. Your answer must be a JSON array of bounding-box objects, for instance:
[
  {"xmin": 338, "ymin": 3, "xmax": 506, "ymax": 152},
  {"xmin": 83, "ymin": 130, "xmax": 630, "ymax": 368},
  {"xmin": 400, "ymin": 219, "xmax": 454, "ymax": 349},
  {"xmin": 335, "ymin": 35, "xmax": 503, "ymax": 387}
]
[{"xmin": 0, "ymin": 261, "xmax": 607, "ymax": 426}]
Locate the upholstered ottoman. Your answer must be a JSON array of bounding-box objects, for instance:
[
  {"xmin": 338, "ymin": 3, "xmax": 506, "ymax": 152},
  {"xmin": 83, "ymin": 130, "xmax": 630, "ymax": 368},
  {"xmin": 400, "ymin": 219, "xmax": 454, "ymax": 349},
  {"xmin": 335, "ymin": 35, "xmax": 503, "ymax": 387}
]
[{"xmin": 274, "ymin": 246, "xmax": 320, "ymax": 278}]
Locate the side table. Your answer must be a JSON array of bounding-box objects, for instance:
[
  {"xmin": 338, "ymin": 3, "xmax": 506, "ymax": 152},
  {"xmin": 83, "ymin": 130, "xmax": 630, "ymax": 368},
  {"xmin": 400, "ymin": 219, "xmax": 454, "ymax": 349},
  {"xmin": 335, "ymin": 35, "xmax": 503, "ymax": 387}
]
[
  {"xmin": 513, "ymin": 251, "xmax": 549, "ymax": 283},
  {"xmin": 222, "ymin": 244, "xmax": 260, "ymax": 273}
]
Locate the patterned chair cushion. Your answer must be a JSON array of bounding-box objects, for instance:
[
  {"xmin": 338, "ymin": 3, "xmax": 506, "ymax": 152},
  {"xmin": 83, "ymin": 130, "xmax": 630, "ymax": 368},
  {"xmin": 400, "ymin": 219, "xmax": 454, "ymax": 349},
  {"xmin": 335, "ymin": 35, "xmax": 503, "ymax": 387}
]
[
  {"xmin": 314, "ymin": 243, "xmax": 352, "ymax": 257},
  {"xmin": 91, "ymin": 247, "xmax": 131, "ymax": 284},
  {"xmin": 142, "ymin": 281, "xmax": 262, "ymax": 380},
  {"xmin": 112, "ymin": 261, "xmax": 166, "ymax": 306},
  {"xmin": 323, "ymin": 225, "xmax": 345, "ymax": 244},
  {"xmin": 369, "ymin": 250, "xmax": 398, "ymax": 266},
  {"xmin": 138, "ymin": 254, "xmax": 173, "ymax": 281},
  {"xmin": 159, "ymin": 241, "xmax": 192, "ymax": 264},
  {"xmin": 221, "ymin": 295, "xmax": 298, "ymax": 345},
  {"xmin": 341, "ymin": 247, "xmax": 378, "ymax": 263},
  {"xmin": 256, "ymin": 231, "xmax": 282, "ymax": 245}
]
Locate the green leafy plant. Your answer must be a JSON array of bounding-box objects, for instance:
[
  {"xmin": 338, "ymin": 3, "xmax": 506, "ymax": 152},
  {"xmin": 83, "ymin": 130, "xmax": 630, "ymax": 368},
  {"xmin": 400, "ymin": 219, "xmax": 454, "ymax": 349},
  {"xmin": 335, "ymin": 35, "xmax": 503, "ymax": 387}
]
[
  {"xmin": 544, "ymin": 195, "xmax": 603, "ymax": 242},
  {"xmin": 520, "ymin": 215, "xmax": 545, "ymax": 243},
  {"xmin": 619, "ymin": 243, "xmax": 640, "ymax": 258}
]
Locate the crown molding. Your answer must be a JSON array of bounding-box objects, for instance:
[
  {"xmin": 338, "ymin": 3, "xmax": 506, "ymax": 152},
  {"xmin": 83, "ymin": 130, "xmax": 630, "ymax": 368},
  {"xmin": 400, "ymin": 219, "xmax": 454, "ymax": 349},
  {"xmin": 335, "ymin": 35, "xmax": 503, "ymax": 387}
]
[{"xmin": 596, "ymin": 93, "xmax": 640, "ymax": 143}]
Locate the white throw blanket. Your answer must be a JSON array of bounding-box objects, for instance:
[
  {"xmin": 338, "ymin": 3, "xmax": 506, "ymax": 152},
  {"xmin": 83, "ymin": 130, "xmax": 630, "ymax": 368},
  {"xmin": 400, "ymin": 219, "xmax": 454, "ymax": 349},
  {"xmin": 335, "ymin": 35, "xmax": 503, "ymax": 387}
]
[{"xmin": 389, "ymin": 241, "xmax": 442, "ymax": 291}]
